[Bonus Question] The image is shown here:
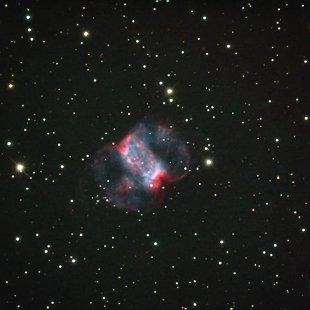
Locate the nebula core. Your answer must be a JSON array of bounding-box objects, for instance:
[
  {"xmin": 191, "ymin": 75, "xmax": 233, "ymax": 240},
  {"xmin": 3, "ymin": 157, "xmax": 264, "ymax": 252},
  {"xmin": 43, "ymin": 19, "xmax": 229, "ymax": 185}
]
[{"xmin": 93, "ymin": 121, "xmax": 191, "ymax": 212}]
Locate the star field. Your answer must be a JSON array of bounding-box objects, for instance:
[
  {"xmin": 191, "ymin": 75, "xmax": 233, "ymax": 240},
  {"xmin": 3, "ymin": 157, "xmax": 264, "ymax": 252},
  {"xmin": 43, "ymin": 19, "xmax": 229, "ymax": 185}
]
[{"xmin": 1, "ymin": 1, "xmax": 309, "ymax": 309}]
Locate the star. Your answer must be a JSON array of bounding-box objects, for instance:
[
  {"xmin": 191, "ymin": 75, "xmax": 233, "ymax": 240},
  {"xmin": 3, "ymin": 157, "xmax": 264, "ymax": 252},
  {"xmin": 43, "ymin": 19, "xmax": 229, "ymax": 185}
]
[
  {"xmin": 166, "ymin": 88, "xmax": 173, "ymax": 95},
  {"xmin": 16, "ymin": 163, "xmax": 25, "ymax": 173},
  {"xmin": 205, "ymin": 159, "xmax": 213, "ymax": 166}
]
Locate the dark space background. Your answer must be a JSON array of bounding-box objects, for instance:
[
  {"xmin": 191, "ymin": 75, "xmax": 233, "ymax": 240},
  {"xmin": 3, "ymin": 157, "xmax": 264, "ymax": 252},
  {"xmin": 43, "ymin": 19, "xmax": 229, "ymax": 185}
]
[{"xmin": 1, "ymin": 1, "xmax": 309, "ymax": 309}]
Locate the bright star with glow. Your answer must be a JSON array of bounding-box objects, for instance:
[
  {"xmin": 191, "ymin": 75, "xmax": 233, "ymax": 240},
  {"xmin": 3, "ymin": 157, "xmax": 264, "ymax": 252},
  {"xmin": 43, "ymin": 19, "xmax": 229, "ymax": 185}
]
[
  {"xmin": 205, "ymin": 159, "xmax": 213, "ymax": 166},
  {"xmin": 166, "ymin": 88, "xmax": 173, "ymax": 95},
  {"xmin": 16, "ymin": 163, "xmax": 25, "ymax": 173}
]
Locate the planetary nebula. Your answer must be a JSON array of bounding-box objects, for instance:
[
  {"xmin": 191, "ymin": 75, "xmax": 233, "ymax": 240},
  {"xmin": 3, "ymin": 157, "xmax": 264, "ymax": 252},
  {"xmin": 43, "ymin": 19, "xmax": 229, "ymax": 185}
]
[{"xmin": 93, "ymin": 121, "xmax": 191, "ymax": 212}]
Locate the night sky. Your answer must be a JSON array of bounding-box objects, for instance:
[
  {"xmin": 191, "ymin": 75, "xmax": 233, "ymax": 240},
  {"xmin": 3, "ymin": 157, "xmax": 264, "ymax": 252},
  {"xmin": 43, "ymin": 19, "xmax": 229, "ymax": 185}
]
[{"xmin": 1, "ymin": 1, "xmax": 310, "ymax": 309}]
